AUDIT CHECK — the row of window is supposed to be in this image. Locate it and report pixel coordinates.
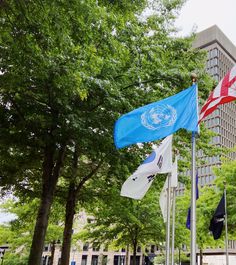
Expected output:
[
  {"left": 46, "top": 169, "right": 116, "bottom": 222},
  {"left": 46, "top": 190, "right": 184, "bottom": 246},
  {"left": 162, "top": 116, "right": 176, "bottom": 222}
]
[
  {"left": 199, "top": 175, "right": 215, "bottom": 186},
  {"left": 204, "top": 117, "right": 220, "bottom": 128},
  {"left": 206, "top": 47, "right": 235, "bottom": 81},
  {"left": 198, "top": 166, "right": 212, "bottom": 176},
  {"left": 207, "top": 57, "right": 218, "bottom": 68},
  {"left": 211, "top": 135, "right": 220, "bottom": 144},
  {"left": 207, "top": 48, "right": 218, "bottom": 59},
  {"left": 220, "top": 109, "right": 236, "bottom": 128},
  {"left": 202, "top": 156, "right": 220, "bottom": 165},
  {"left": 221, "top": 102, "right": 236, "bottom": 114},
  {"left": 82, "top": 244, "right": 144, "bottom": 253},
  {"left": 207, "top": 66, "right": 218, "bottom": 76},
  {"left": 218, "top": 50, "right": 233, "bottom": 79},
  {"left": 59, "top": 254, "right": 141, "bottom": 265}
]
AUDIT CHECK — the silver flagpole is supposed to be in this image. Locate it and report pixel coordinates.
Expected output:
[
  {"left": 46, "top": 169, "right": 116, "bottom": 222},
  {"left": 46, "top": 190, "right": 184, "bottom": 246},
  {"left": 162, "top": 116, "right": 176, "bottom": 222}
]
[
  {"left": 190, "top": 74, "right": 197, "bottom": 265},
  {"left": 190, "top": 131, "right": 196, "bottom": 265},
  {"left": 224, "top": 183, "right": 229, "bottom": 265},
  {"left": 171, "top": 187, "right": 176, "bottom": 265},
  {"left": 165, "top": 173, "right": 171, "bottom": 265}
]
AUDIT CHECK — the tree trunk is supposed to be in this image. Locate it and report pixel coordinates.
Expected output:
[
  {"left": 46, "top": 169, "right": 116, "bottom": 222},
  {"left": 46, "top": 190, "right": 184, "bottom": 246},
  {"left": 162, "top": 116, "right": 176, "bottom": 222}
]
[
  {"left": 200, "top": 248, "right": 203, "bottom": 265},
  {"left": 28, "top": 144, "right": 66, "bottom": 265},
  {"left": 60, "top": 182, "right": 77, "bottom": 265},
  {"left": 132, "top": 242, "right": 137, "bottom": 265},
  {"left": 126, "top": 245, "right": 130, "bottom": 265},
  {"left": 49, "top": 240, "right": 56, "bottom": 265},
  {"left": 60, "top": 146, "right": 106, "bottom": 265}
]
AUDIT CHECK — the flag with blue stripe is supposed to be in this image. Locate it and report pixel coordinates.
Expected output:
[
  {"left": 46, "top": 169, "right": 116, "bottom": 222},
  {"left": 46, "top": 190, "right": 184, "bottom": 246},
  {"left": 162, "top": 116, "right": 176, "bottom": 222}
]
[{"left": 114, "top": 84, "right": 198, "bottom": 149}]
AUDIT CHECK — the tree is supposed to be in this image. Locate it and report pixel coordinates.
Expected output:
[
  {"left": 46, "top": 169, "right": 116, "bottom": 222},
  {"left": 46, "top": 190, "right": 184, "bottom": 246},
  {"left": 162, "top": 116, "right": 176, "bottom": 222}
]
[
  {"left": 0, "top": 1, "right": 222, "bottom": 265},
  {"left": 0, "top": 1, "right": 148, "bottom": 264},
  {"left": 212, "top": 158, "right": 236, "bottom": 237},
  {"left": 0, "top": 198, "right": 64, "bottom": 265},
  {"left": 78, "top": 175, "right": 166, "bottom": 265}
]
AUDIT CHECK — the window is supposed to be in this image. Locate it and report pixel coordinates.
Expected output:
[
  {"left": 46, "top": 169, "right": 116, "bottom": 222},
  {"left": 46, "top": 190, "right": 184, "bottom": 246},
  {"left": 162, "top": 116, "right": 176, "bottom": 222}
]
[
  {"left": 91, "top": 255, "right": 98, "bottom": 265},
  {"left": 130, "top": 256, "right": 140, "bottom": 265},
  {"left": 82, "top": 255, "right": 87, "bottom": 265},
  {"left": 150, "top": 245, "right": 155, "bottom": 253},
  {"left": 42, "top": 256, "right": 51, "bottom": 265},
  {"left": 114, "top": 256, "right": 125, "bottom": 265},
  {"left": 83, "top": 243, "right": 89, "bottom": 251}
]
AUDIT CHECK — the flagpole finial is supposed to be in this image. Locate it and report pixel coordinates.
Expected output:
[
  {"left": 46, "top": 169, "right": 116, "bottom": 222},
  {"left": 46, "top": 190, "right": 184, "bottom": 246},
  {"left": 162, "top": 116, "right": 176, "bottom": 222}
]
[{"left": 190, "top": 73, "right": 197, "bottom": 84}]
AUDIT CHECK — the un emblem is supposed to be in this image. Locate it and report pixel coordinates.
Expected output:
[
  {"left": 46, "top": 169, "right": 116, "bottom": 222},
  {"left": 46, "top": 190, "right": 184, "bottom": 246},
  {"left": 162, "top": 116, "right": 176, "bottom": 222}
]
[{"left": 141, "top": 104, "right": 177, "bottom": 130}]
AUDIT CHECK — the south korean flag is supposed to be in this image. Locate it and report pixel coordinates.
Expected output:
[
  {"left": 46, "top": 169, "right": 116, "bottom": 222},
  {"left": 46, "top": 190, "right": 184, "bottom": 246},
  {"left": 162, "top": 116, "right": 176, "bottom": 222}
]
[{"left": 120, "top": 135, "right": 173, "bottom": 200}]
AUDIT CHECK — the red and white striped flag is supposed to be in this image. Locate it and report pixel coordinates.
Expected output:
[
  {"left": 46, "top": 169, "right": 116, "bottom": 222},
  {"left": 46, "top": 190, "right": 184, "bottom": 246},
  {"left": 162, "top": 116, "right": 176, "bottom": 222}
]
[{"left": 199, "top": 65, "right": 236, "bottom": 123}]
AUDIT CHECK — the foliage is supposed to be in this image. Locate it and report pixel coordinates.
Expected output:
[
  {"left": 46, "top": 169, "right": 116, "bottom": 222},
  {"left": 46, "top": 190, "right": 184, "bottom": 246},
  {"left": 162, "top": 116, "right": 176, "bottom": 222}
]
[
  {"left": 213, "top": 159, "right": 236, "bottom": 237},
  {"left": 1, "top": 253, "right": 28, "bottom": 265},
  {"left": 0, "top": 199, "right": 64, "bottom": 259},
  {"left": 77, "top": 174, "right": 166, "bottom": 253},
  {"left": 0, "top": 0, "right": 224, "bottom": 263}
]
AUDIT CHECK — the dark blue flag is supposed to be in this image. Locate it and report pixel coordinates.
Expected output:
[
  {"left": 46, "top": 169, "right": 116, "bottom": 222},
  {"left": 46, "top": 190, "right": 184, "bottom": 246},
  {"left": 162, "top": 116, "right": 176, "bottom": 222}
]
[
  {"left": 209, "top": 194, "right": 225, "bottom": 240},
  {"left": 186, "top": 174, "right": 199, "bottom": 230},
  {"left": 114, "top": 84, "right": 198, "bottom": 149}
]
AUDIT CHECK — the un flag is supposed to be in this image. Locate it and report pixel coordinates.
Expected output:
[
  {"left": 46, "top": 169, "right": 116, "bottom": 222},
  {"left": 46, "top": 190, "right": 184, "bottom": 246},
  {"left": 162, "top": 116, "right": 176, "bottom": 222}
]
[{"left": 114, "top": 84, "right": 198, "bottom": 149}]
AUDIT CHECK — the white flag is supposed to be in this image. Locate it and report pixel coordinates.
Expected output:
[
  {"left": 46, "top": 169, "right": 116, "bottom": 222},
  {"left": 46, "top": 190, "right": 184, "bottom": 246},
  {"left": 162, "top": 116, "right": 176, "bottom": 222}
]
[
  {"left": 159, "top": 156, "right": 178, "bottom": 222},
  {"left": 120, "top": 135, "right": 173, "bottom": 200}
]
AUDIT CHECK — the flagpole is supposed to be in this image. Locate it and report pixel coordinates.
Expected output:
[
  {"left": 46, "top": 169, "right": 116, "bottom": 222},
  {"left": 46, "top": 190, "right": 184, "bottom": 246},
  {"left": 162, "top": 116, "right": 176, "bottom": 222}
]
[
  {"left": 171, "top": 187, "right": 176, "bottom": 265},
  {"left": 224, "top": 182, "right": 229, "bottom": 265},
  {"left": 190, "top": 73, "right": 197, "bottom": 265},
  {"left": 165, "top": 173, "right": 171, "bottom": 265}
]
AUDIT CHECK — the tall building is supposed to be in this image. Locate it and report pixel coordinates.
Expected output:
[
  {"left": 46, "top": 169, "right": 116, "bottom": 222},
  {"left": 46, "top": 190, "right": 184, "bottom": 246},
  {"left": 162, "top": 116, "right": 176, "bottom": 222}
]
[
  {"left": 193, "top": 25, "right": 236, "bottom": 265},
  {"left": 193, "top": 25, "right": 236, "bottom": 187}
]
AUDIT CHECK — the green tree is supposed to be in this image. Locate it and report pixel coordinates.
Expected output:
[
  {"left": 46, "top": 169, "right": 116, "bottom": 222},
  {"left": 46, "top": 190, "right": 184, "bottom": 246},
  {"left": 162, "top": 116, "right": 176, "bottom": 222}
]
[
  {"left": 0, "top": 1, "right": 221, "bottom": 265},
  {"left": 0, "top": 198, "right": 64, "bottom": 264},
  {"left": 78, "top": 175, "right": 167, "bottom": 265},
  {"left": 0, "top": 1, "right": 147, "bottom": 264}
]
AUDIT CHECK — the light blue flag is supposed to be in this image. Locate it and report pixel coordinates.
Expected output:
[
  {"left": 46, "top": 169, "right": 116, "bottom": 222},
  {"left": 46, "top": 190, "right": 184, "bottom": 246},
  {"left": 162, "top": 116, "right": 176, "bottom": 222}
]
[{"left": 114, "top": 84, "right": 198, "bottom": 149}]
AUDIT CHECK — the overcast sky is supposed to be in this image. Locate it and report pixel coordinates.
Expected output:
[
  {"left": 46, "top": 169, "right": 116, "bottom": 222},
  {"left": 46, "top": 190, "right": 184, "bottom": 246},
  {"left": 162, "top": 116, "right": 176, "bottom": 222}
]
[{"left": 175, "top": 0, "right": 236, "bottom": 45}]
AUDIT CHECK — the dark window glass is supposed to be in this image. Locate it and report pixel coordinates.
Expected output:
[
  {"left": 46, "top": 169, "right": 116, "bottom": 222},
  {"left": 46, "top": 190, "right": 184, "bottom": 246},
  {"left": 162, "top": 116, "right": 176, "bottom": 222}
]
[
  {"left": 91, "top": 255, "right": 98, "bottom": 265},
  {"left": 150, "top": 245, "right": 155, "bottom": 253},
  {"left": 114, "top": 255, "right": 125, "bottom": 265},
  {"left": 82, "top": 255, "right": 87, "bottom": 265}
]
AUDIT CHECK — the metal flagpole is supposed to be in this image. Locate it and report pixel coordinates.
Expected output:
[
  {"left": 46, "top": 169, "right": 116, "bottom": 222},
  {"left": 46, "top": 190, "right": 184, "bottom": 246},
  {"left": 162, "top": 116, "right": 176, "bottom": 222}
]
[
  {"left": 171, "top": 187, "right": 176, "bottom": 265},
  {"left": 190, "top": 73, "right": 198, "bottom": 265},
  {"left": 165, "top": 173, "right": 171, "bottom": 265},
  {"left": 190, "top": 131, "right": 196, "bottom": 265},
  {"left": 224, "top": 183, "right": 229, "bottom": 265}
]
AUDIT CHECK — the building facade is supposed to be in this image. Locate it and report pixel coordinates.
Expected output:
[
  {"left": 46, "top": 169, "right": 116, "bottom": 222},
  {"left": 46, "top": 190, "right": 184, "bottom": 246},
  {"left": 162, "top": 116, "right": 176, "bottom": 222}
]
[
  {"left": 193, "top": 25, "right": 236, "bottom": 187},
  {"left": 42, "top": 211, "right": 160, "bottom": 265},
  {"left": 193, "top": 25, "right": 236, "bottom": 264}
]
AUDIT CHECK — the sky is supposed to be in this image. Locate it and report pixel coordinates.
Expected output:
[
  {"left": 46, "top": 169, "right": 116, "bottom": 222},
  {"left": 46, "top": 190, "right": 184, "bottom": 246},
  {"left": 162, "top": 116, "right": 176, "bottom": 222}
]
[
  {"left": 175, "top": 0, "right": 236, "bottom": 45},
  {"left": 0, "top": 211, "right": 16, "bottom": 224}
]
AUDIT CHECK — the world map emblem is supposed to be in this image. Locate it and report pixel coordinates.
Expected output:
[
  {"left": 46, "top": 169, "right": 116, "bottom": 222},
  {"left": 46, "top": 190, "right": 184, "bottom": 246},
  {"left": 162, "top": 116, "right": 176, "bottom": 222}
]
[{"left": 141, "top": 104, "right": 177, "bottom": 130}]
